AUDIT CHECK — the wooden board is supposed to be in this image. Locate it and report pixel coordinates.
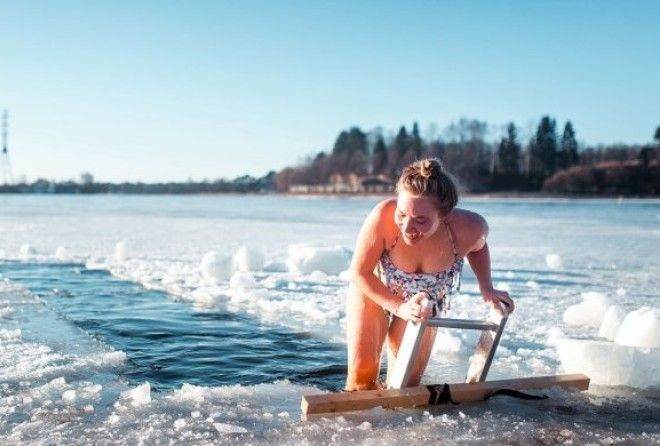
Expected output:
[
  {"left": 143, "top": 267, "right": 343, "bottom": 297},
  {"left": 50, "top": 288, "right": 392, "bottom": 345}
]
[{"left": 301, "top": 373, "right": 589, "bottom": 416}]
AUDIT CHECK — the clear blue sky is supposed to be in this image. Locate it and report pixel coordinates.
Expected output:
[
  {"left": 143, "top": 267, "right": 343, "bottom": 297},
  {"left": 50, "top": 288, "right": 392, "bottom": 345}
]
[{"left": 2, "top": 0, "right": 659, "bottom": 182}]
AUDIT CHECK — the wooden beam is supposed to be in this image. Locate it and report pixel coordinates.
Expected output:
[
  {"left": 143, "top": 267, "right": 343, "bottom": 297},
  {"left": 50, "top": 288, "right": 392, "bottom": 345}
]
[{"left": 301, "top": 373, "right": 590, "bottom": 416}]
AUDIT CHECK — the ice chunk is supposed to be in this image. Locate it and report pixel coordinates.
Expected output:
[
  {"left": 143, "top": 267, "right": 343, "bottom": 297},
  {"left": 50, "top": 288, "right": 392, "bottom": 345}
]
[
  {"left": 598, "top": 305, "right": 625, "bottom": 341},
  {"left": 433, "top": 329, "right": 462, "bottom": 353},
  {"left": 545, "top": 253, "right": 563, "bottom": 269},
  {"left": 557, "top": 338, "right": 660, "bottom": 387},
  {"left": 102, "top": 351, "right": 127, "bottom": 364},
  {"left": 49, "top": 377, "right": 66, "bottom": 388},
  {"left": 200, "top": 251, "right": 233, "bottom": 282},
  {"left": 563, "top": 292, "right": 610, "bottom": 328},
  {"left": 20, "top": 244, "right": 36, "bottom": 256},
  {"left": 174, "top": 418, "right": 186, "bottom": 430},
  {"left": 0, "top": 328, "right": 21, "bottom": 339},
  {"left": 615, "top": 307, "right": 660, "bottom": 348},
  {"left": 546, "top": 327, "right": 565, "bottom": 347},
  {"left": 171, "top": 383, "right": 206, "bottom": 403},
  {"left": 55, "top": 246, "right": 68, "bottom": 260},
  {"left": 62, "top": 390, "right": 76, "bottom": 403},
  {"left": 213, "top": 423, "right": 248, "bottom": 434},
  {"left": 233, "top": 245, "right": 264, "bottom": 272},
  {"left": 115, "top": 241, "right": 128, "bottom": 262},
  {"left": 120, "top": 382, "right": 151, "bottom": 406},
  {"left": 308, "top": 270, "right": 328, "bottom": 282},
  {"left": 286, "top": 244, "right": 351, "bottom": 275},
  {"left": 229, "top": 272, "right": 257, "bottom": 291}
]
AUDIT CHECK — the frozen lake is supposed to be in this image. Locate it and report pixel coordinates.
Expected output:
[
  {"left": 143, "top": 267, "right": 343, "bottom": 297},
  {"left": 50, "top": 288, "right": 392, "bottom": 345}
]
[{"left": 1, "top": 194, "right": 658, "bottom": 444}]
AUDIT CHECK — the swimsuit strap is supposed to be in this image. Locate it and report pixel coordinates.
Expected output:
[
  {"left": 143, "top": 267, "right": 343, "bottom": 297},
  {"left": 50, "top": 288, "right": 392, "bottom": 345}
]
[
  {"left": 387, "top": 233, "right": 399, "bottom": 251},
  {"left": 444, "top": 220, "right": 459, "bottom": 261}
]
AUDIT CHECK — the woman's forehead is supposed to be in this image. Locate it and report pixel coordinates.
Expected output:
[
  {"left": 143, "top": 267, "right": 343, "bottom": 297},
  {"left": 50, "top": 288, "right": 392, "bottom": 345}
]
[{"left": 396, "top": 192, "right": 437, "bottom": 215}]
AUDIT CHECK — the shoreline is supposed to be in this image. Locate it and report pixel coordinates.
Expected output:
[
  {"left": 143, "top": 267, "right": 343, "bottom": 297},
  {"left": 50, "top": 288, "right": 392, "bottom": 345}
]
[{"left": 0, "top": 191, "right": 659, "bottom": 199}]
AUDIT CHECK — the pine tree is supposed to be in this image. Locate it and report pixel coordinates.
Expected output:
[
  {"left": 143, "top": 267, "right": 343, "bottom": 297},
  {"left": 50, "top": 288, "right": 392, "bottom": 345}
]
[
  {"left": 529, "top": 116, "right": 558, "bottom": 178},
  {"left": 497, "top": 123, "right": 521, "bottom": 174},
  {"left": 654, "top": 125, "right": 660, "bottom": 143},
  {"left": 411, "top": 122, "right": 423, "bottom": 158},
  {"left": 392, "top": 125, "right": 410, "bottom": 159},
  {"left": 559, "top": 121, "right": 579, "bottom": 169},
  {"left": 372, "top": 136, "right": 387, "bottom": 175}
]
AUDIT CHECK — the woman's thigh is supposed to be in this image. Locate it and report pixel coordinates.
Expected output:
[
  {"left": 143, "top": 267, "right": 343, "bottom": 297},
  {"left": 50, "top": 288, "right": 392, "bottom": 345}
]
[
  {"left": 386, "top": 317, "right": 437, "bottom": 387},
  {"left": 345, "top": 284, "right": 389, "bottom": 388}
]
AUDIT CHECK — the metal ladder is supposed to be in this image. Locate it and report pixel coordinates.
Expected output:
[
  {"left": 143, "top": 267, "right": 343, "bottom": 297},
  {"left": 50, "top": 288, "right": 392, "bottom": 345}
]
[{"left": 387, "top": 302, "right": 508, "bottom": 389}]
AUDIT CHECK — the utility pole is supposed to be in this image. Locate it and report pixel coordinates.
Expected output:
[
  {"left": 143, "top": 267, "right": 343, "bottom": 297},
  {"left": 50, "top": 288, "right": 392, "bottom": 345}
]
[{"left": 1, "top": 109, "right": 14, "bottom": 185}]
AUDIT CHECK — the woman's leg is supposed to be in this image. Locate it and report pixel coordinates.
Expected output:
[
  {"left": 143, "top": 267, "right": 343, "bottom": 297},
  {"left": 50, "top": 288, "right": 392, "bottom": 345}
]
[
  {"left": 386, "top": 316, "right": 437, "bottom": 387},
  {"left": 345, "top": 284, "right": 389, "bottom": 390}
]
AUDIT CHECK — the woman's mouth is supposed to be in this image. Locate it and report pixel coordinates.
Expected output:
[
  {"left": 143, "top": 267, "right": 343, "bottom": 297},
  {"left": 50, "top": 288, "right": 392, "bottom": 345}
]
[{"left": 405, "top": 232, "right": 421, "bottom": 241}]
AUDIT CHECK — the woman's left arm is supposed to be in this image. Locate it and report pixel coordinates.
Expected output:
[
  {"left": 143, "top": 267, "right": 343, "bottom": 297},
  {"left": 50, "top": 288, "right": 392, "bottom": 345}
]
[{"left": 465, "top": 216, "right": 515, "bottom": 315}]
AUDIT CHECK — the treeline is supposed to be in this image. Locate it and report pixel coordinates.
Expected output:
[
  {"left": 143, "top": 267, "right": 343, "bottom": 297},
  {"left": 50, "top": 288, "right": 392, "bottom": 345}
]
[
  {"left": 0, "top": 172, "right": 277, "bottom": 194},
  {"left": 275, "top": 118, "right": 660, "bottom": 195}
]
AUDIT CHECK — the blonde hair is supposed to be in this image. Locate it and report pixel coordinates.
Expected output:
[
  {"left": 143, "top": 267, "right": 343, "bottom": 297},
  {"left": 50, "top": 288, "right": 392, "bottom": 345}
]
[{"left": 396, "top": 158, "right": 458, "bottom": 215}]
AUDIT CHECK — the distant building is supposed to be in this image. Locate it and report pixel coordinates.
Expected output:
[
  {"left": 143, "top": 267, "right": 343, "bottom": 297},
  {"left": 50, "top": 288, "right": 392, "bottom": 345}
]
[
  {"left": 80, "top": 172, "right": 94, "bottom": 185},
  {"left": 289, "top": 174, "right": 393, "bottom": 194}
]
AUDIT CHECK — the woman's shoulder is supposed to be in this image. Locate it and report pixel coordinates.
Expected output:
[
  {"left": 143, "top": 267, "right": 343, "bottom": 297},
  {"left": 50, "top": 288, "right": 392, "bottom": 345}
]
[
  {"left": 447, "top": 208, "right": 488, "bottom": 239},
  {"left": 369, "top": 198, "right": 397, "bottom": 220},
  {"left": 364, "top": 198, "right": 398, "bottom": 238}
]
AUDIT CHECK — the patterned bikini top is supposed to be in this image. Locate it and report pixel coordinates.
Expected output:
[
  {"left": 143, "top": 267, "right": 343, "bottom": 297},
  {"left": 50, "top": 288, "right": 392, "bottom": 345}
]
[{"left": 378, "top": 220, "right": 463, "bottom": 315}]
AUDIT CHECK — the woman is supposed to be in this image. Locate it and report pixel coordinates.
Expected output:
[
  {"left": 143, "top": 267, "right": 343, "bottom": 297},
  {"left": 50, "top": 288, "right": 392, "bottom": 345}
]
[{"left": 346, "top": 158, "right": 514, "bottom": 391}]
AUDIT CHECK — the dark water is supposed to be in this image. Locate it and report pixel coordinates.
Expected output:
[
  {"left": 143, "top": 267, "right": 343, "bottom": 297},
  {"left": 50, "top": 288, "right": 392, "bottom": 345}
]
[{"left": 0, "top": 261, "right": 346, "bottom": 392}]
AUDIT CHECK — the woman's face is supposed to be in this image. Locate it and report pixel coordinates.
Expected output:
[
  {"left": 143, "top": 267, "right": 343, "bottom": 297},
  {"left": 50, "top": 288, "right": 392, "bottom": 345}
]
[{"left": 394, "top": 190, "right": 441, "bottom": 245}]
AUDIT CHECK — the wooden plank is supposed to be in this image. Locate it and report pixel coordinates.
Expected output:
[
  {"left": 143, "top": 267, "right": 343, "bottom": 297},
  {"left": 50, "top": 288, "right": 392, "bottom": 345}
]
[{"left": 301, "top": 373, "right": 590, "bottom": 416}]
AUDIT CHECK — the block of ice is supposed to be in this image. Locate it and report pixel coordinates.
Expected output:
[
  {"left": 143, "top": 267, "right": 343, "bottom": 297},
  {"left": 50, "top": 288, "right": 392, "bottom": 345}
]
[
  {"left": 233, "top": 245, "right": 264, "bottom": 272},
  {"left": 55, "top": 246, "right": 68, "bottom": 260},
  {"left": 20, "top": 244, "right": 35, "bottom": 255},
  {"left": 200, "top": 251, "right": 233, "bottom": 282},
  {"left": 286, "top": 244, "right": 351, "bottom": 275},
  {"left": 62, "top": 390, "right": 76, "bottom": 403},
  {"left": 557, "top": 338, "right": 660, "bottom": 387},
  {"left": 213, "top": 423, "right": 248, "bottom": 434},
  {"left": 563, "top": 292, "right": 610, "bottom": 328},
  {"left": 546, "top": 253, "right": 563, "bottom": 269},
  {"left": 433, "top": 329, "right": 462, "bottom": 353},
  {"left": 615, "top": 307, "right": 660, "bottom": 348},
  {"left": 114, "top": 241, "right": 128, "bottom": 262},
  {"left": 120, "top": 382, "right": 151, "bottom": 406},
  {"left": 308, "top": 270, "right": 328, "bottom": 282},
  {"left": 229, "top": 272, "right": 257, "bottom": 291},
  {"left": 598, "top": 305, "right": 625, "bottom": 341}
]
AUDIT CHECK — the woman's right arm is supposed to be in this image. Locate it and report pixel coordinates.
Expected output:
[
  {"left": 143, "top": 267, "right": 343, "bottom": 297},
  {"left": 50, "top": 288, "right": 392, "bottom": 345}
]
[{"left": 350, "top": 201, "right": 427, "bottom": 322}]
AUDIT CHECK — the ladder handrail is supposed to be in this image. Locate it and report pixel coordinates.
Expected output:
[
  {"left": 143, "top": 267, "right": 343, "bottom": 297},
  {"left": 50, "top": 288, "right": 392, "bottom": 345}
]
[{"left": 424, "top": 317, "right": 499, "bottom": 331}]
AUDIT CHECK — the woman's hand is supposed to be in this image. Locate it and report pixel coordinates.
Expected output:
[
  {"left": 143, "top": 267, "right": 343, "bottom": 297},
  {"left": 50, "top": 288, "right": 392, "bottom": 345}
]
[
  {"left": 481, "top": 288, "right": 515, "bottom": 316},
  {"left": 394, "top": 291, "right": 434, "bottom": 323}
]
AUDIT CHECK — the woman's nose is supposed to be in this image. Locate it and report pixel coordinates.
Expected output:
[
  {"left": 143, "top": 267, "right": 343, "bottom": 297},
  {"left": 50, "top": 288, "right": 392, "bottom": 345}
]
[{"left": 403, "top": 219, "right": 416, "bottom": 234}]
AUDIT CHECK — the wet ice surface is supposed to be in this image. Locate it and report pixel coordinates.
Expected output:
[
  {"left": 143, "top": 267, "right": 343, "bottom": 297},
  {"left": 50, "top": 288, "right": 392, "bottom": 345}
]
[{"left": 1, "top": 195, "right": 659, "bottom": 444}]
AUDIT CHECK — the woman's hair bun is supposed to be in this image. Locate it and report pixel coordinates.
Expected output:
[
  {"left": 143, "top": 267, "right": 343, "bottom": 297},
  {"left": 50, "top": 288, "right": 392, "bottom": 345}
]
[
  {"left": 419, "top": 159, "right": 437, "bottom": 178},
  {"left": 396, "top": 158, "right": 458, "bottom": 215}
]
